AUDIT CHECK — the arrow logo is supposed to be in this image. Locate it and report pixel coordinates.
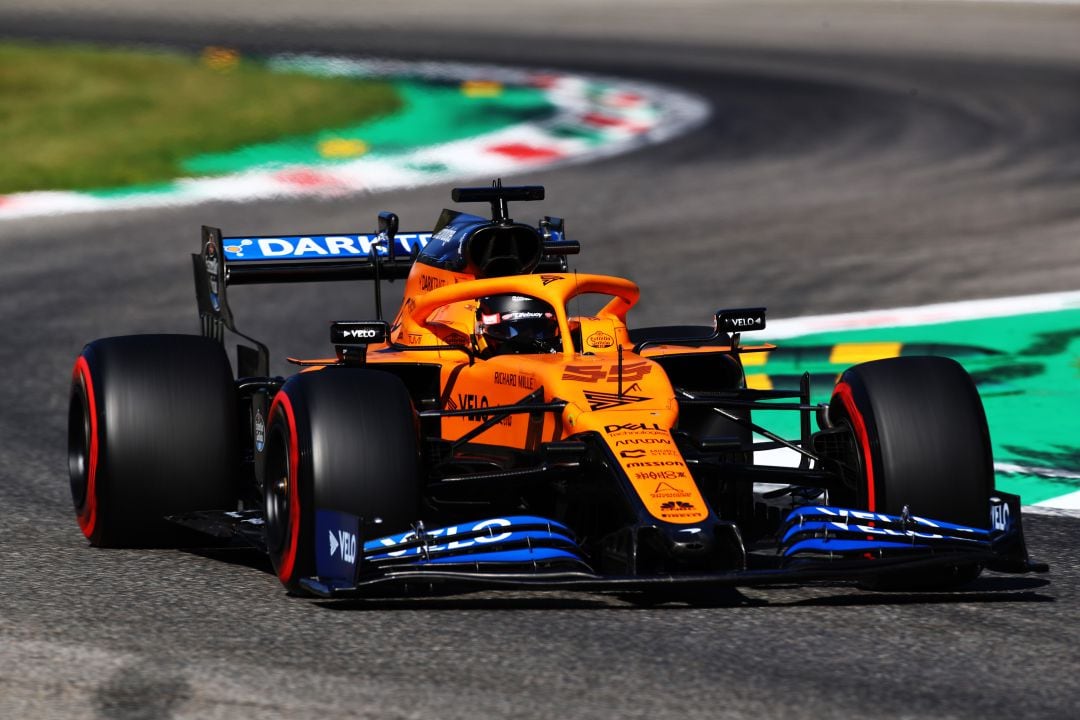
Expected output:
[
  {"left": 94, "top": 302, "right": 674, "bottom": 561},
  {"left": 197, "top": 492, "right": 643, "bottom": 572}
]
[
  {"left": 329, "top": 530, "right": 339, "bottom": 557},
  {"left": 582, "top": 390, "right": 649, "bottom": 411}
]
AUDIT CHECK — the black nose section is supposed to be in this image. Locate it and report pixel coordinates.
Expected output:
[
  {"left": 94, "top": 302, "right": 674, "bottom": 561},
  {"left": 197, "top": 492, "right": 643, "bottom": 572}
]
[{"left": 636, "top": 521, "right": 747, "bottom": 573}]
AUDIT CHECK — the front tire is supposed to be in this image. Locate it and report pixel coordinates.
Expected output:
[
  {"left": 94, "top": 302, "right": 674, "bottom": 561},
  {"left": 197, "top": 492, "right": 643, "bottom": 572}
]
[
  {"left": 69, "top": 335, "right": 239, "bottom": 547},
  {"left": 827, "top": 356, "right": 993, "bottom": 588},
  {"left": 263, "top": 368, "right": 421, "bottom": 592}
]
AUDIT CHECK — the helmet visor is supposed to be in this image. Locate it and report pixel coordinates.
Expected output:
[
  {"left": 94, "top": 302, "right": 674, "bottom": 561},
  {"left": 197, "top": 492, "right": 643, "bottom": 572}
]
[{"left": 480, "top": 311, "right": 557, "bottom": 342}]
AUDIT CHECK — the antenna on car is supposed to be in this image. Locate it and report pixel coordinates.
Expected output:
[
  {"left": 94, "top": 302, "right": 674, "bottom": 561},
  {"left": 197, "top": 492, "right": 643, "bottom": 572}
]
[{"left": 491, "top": 178, "right": 508, "bottom": 222}]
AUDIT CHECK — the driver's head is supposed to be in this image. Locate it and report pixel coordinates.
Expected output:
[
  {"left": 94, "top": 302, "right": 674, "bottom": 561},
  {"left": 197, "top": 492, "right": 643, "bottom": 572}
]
[{"left": 476, "top": 294, "right": 560, "bottom": 355}]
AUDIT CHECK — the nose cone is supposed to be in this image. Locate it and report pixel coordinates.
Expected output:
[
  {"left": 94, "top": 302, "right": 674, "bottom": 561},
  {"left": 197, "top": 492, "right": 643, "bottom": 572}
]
[{"left": 637, "top": 522, "right": 747, "bottom": 573}]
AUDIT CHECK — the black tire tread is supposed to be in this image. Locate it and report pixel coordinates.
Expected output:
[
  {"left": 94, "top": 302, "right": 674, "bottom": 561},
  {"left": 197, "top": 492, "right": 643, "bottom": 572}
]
[
  {"left": 72, "top": 334, "right": 238, "bottom": 547},
  {"left": 832, "top": 356, "right": 992, "bottom": 528},
  {"left": 265, "top": 368, "right": 420, "bottom": 590}
]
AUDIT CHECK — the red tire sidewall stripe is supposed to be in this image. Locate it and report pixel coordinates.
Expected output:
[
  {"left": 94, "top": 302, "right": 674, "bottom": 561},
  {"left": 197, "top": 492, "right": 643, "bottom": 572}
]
[
  {"left": 73, "top": 356, "right": 99, "bottom": 539},
  {"left": 834, "top": 381, "right": 876, "bottom": 512},
  {"left": 270, "top": 391, "right": 301, "bottom": 582}
]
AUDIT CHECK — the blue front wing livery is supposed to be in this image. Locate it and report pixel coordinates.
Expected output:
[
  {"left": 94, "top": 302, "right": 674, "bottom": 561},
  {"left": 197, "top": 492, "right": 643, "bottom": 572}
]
[
  {"left": 779, "top": 502, "right": 1009, "bottom": 559},
  {"left": 364, "top": 516, "right": 584, "bottom": 566},
  {"left": 313, "top": 514, "right": 588, "bottom": 585},
  {"left": 298, "top": 495, "right": 1034, "bottom": 597}
]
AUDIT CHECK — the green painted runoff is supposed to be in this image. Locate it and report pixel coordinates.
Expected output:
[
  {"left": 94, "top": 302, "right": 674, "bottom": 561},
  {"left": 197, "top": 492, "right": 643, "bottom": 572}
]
[{"left": 759, "top": 309, "right": 1080, "bottom": 504}]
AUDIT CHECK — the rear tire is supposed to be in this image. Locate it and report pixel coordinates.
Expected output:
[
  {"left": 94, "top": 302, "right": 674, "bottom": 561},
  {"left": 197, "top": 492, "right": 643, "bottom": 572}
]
[
  {"left": 263, "top": 368, "right": 421, "bottom": 592},
  {"left": 827, "top": 356, "right": 992, "bottom": 589},
  {"left": 69, "top": 335, "right": 239, "bottom": 547}
]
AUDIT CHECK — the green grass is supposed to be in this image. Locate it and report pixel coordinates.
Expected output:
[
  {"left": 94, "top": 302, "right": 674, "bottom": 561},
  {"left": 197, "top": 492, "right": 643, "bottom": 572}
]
[{"left": 0, "top": 42, "right": 402, "bottom": 194}]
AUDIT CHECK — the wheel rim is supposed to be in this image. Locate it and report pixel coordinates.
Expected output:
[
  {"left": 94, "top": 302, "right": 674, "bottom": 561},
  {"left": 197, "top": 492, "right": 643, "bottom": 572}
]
[
  {"left": 264, "top": 392, "right": 303, "bottom": 583},
  {"left": 831, "top": 382, "right": 877, "bottom": 512},
  {"left": 67, "top": 385, "right": 90, "bottom": 508},
  {"left": 263, "top": 424, "right": 290, "bottom": 554},
  {"left": 69, "top": 357, "right": 101, "bottom": 538},
  {"left": 822, "top": 417, "right": 863, "bottom": 508}
]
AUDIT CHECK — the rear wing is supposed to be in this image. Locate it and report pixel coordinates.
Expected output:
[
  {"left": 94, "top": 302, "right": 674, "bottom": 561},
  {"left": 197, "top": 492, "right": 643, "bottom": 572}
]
[
  {"left": 193, "top": 224, "right": 430, "bottom": 376},
  {"left": 192, "top": 183, "right": 580, "bottom": 377}
]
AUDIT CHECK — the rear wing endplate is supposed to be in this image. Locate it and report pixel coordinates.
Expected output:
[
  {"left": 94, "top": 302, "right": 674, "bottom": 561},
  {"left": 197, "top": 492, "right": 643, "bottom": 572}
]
[{"left": 193, "top": 226, "right": 429, "bottom": 376}]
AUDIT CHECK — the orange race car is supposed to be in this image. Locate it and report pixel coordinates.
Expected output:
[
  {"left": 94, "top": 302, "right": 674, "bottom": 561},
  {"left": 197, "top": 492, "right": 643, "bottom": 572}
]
[{"left": 68, "top": 183, "right": 1045, "bottom": 598}]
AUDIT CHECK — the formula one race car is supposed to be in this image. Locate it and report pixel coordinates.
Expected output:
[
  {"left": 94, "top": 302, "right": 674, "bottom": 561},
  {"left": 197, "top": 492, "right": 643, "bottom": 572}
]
[{"left": 68, "top": 183, "right": 1046, "bottom": 598}]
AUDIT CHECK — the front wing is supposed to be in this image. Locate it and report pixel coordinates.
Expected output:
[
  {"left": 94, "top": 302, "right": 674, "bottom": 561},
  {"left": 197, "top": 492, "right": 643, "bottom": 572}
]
[{"left": 297, "top": 493, "right": 1046, "bottom": 598}]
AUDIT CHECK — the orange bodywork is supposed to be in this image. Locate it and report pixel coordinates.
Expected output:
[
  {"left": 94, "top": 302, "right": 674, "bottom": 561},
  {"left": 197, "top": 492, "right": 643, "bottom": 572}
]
[{"left": 291, "top": 260, "right": 764, "bottom": 526}]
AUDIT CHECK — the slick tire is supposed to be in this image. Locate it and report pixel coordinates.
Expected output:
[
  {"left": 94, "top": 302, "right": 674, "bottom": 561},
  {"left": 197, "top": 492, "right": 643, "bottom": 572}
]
[
  {"left": 263, "top": 368, "right": 421, "bottom": 593},
  {"left": 827, "top": 356, "right": 992, "bottom": 589},
  {"left": 69, "top": 335, "right": 239, "bottom": 547}
]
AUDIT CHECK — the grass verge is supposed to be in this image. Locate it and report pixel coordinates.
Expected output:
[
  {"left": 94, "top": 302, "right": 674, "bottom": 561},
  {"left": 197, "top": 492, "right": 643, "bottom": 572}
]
[{"left": 0, "top": 41, "right": 401, "bottom": 194}]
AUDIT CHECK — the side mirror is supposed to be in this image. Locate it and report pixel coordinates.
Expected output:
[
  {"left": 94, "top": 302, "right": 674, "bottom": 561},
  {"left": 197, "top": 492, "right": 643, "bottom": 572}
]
[
  {"left": 714, "top": 307, "right": 766, "bottom": 333},
  {"left": 539, "top": 216, "right": 565, "bottom": 240},
  {"left": 331, "top": 320, "right": 390, "bottom": 365}
]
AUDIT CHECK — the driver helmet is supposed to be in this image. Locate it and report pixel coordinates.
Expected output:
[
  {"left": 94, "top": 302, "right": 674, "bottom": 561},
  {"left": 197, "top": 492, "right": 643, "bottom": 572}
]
[{"left": 476, "top": 294, "right": 560, "bottom": 355}]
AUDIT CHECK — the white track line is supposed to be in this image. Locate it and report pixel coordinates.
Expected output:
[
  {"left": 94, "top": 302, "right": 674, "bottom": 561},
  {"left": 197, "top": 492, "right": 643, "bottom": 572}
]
[{"left": 765, "top": 290, "right": 1080, "bottom": 339}]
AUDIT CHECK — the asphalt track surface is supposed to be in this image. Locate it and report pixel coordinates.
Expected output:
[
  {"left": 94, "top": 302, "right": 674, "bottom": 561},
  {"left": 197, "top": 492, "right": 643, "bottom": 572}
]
[{"left": 1, "top": 2, "right": 1079, "bottom": 718}]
